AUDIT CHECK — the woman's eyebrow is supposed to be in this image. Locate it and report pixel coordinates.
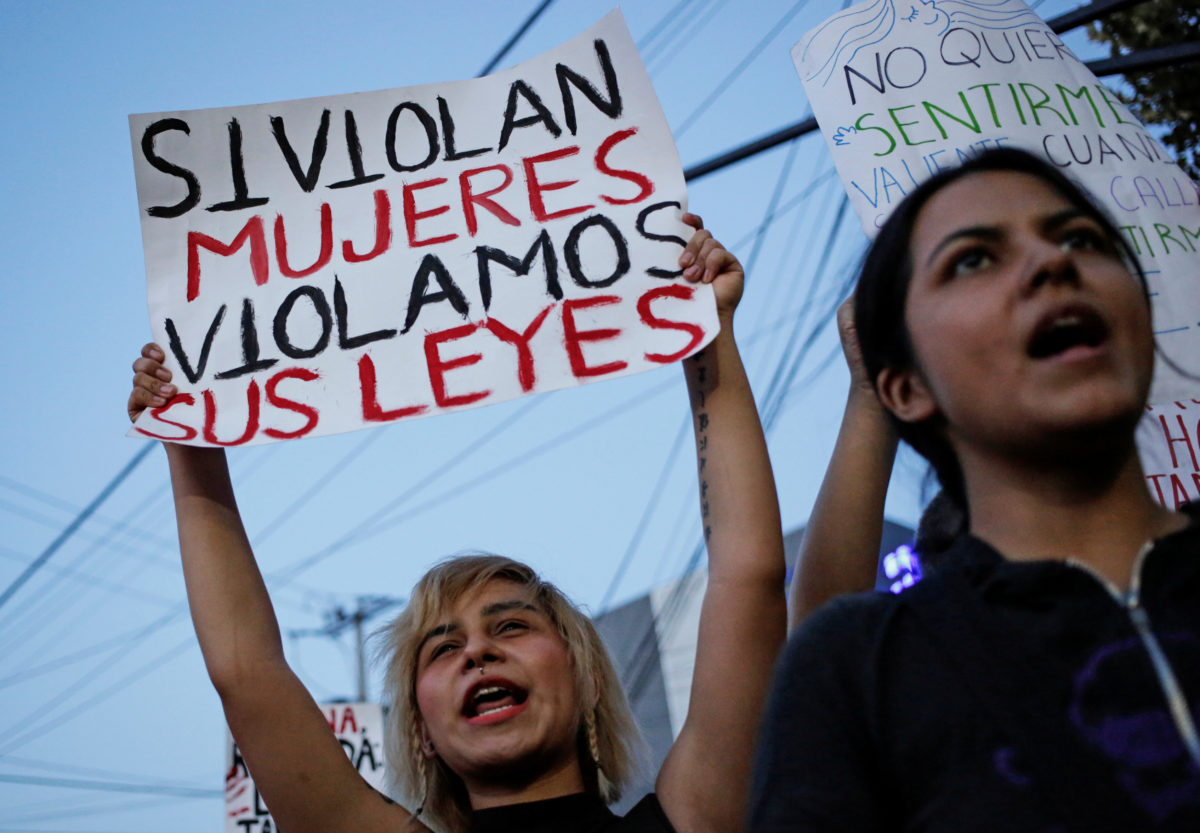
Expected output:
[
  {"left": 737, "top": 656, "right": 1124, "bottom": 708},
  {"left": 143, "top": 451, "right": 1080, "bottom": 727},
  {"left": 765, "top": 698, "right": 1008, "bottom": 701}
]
[
  {"left": 418, "top": 622, "right": 458, "bottom": 654},
  {"left": 926, "top": 225, "right": 1001, "bottom": 266},
  {"left": 481, "top": 600, "right": 539, "bottom": 618},
  {"left": 1040, "top": 207, "right": 1087, "bottom": 233}
]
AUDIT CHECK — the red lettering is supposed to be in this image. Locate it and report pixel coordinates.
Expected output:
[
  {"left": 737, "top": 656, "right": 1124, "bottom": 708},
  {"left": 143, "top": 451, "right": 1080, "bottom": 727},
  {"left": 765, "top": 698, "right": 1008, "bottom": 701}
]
[
  {"left": 1170, "top": 473, "right": 1192, "bottom": 509},
  {"left": 343, "top": 189, "right": 393, "bottom": 263},
  {"left": 1158, "top": 414, "right": 1199, "bottom": 470},
  {"left": 263, "top": 367, "right": 320, "bottom": 440},
  {"left": 595, "top": 128, "right": 654, "bottom": 205},
  {"left": 358, "top": 354, "right": 428, "bottom": 422},
  {"left": 561, "top": 295, "right": 627, "bottom": 378},
  {"left": 523, "top": 147, "right": 594, "bottom": 222},
  {"left": 403, "top": 178, "right": 457, "bottom": 247},
  {"left": 484, "top": 305, "right": 553, "bottom": 392},
  {"left": 134, "top": 393, "right": 198, "bottom": 442},
  {"left": 1147, "top": 473, "right": 1168, "bottom": 505},
  {"left": 276, "top": 203, "right": 333, "bottom": 278},
  {"left": 339, "top": 707, "right": 357, "bottom": 734},
  {"left": 637, "top": 285, "right": 706, "bottom": 363},
  {"left": 459, "top": 165, "right": 520, "bottom": 236},
  {"left": 187, "top": 216, "right": 268, "bottom": 302},
  {"left": 426, "top": 323, "right": 490, "bottom": 407},
  {"left": 202, "top": 381, "right": 261, "bottom": 446}
]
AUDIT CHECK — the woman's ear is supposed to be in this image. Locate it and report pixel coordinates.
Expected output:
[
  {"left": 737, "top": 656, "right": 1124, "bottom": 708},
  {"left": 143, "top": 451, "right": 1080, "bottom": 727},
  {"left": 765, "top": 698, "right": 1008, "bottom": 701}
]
[
  {"left": 876, "top": 366, "right": 938, "bottom": 424},
  {"left": 419, "top": 723, "right": 437, "bottom": 759}
]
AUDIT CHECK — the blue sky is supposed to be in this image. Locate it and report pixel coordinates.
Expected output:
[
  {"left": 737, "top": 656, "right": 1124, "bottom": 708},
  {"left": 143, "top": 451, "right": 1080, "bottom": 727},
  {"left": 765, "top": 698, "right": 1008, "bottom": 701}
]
[{"left": 0, "top": 2, "right": 1110, "bottom": 830}]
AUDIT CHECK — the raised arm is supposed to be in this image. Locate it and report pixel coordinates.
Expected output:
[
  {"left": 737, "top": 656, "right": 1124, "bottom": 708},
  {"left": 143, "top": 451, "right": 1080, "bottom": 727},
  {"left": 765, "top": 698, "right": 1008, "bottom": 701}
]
[
  {"left": 788, "top": 299, "right": 897, "bottom": 629},
  {"left": 655, "top": 217, "right": 787, "bottom": 833},
  {"left": 128, "top": 345, "right": 419, "bottom": 833}
]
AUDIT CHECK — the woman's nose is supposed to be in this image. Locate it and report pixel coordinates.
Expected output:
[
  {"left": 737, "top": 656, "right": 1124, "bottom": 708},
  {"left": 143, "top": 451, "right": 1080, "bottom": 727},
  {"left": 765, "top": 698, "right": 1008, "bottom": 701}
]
[
  {"left": 1024, "top": 239, "right": 1080, "bottom": 294},
  {"left": 461, "top": 638, "right": 502, "bottom": 672}
]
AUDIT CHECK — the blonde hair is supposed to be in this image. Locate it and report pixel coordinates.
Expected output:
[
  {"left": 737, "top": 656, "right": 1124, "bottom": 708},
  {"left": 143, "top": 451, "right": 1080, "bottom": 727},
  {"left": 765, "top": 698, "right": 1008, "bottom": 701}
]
[{"left": 377, "top": 554, "right": 639, "bottom": 833}]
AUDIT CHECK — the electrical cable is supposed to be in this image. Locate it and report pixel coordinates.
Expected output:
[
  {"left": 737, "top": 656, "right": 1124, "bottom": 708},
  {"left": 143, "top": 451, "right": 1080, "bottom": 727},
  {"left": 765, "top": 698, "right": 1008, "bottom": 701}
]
[
  {"left": 673, "top": 0, "right": 813, "bottom": 139},
  {"left": 477, "top": 0, "right": 555, "bottom": 77},
  {"left": 0, "top": 442, "right": 155, "bottom": 615},
  {"left": 598, "top": 415, "right": 692, "bottom": 611}
]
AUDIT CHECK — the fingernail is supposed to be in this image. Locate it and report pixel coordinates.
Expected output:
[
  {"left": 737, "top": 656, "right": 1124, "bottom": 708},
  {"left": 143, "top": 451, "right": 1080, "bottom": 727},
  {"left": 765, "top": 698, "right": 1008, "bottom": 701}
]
[
  {"left": 156, "top": 368, "right": 171, "bottom": 381},
  {"left": 150, "top": 396, "right": 165, "bottom": 406},
  {"left": 160, "top": 384, "right": 176, "bottom": 396},
  {"left": 683, "top": 265, "right": 699, "bottom": 280},
  {"left": 680, "top": 251, "right": 694, "bottom": 266}
]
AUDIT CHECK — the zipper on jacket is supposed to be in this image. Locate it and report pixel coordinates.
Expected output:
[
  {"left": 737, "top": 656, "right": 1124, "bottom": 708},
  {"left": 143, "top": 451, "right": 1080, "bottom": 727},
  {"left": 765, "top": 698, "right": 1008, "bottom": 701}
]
[{"left": 1067, "top": 545, "right": 1200, "bottom": 770}]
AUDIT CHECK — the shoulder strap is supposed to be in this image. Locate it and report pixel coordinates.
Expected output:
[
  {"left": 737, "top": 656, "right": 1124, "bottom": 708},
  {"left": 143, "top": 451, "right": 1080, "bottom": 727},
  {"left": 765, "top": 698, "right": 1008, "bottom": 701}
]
[{"left": 902, "top": 571, "right": 1147, "bottom": 833}]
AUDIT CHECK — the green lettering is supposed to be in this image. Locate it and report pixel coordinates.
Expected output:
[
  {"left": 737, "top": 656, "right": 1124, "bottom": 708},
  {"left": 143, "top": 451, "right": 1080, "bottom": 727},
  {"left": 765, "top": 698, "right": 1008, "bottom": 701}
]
[
  {"left": 855, "top": 112, "right": 898, "bottom": 157},
  {"left": 1155, "top": 222, "right": 1186, "bottom": 255},
  {"left": 1119, "top": 224, "right": 1146, "bottom": 257},
  {"left": 888, "top": 105, "right": 936, "bottom": 147},
  {"left": 968, "top": 82, "right": 1004, "bottom": 128},
  {"left": 1095, "top": 85, "right": 1134, "bottom": 126},
  {"left": 1019, "top": 82, "right": 1070, "bottom": 127},
  {"left": 1179, "top": 224, "right": 1200, "bottom": 253},
  {"left": 923, "top": 92, "right": 982, "bottom": 139},
  {"left": 1054, "top": 84, "right": 1102, "bottom": 127}
]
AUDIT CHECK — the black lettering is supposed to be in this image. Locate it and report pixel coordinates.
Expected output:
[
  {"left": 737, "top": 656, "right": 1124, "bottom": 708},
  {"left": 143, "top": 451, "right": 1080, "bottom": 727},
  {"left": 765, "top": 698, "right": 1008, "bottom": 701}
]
[
  {"left": 438, "top": 97, "right": 491, "bottom": 161},
  {"left": 271, "top": 109, "right": 331, "bottom": 192},
  {"left": 402, "top": 254, "right": 470, "bottom": 333},
  {"left": 165, "top": 304, "right": 227, "bottom": 384},
  {"left": 142, "top": 118, "right": 201, "bottom": 218},
  {"left": 208, "top": 119, "right": 271, "bottom": 213},
  {"left": 385, "top": 102, "right": 439, "bottom": 172},
  {"left": 565, "top": 214, "right": 629, "bottom": 288},
  {"left": 475, "top": 230, "right": 562, "bottom": 310},
  {"left": 329, "top": 110, "right": 385, "bottom": 189},
  {"left": 844, "top": 53, "right": 885, "bottom": 106},
  {"left": 273, "top": 285, "right": 332, "bottom": 359},
  {"left": 335, "top": 276, "right": 397, "bottom": 348},
  {"left": 636, "top": 200, "right": 685, "bottom": 278},
  {"left": 498, "top": 81, "right": 562, "bottom": 151},
  {"left": 556, "top": 38, "right": 622, "bottom": 135},
  {"left": 941, "top": 28, "right": 982, "bottom": 67},
  {"left": 215, "top": 299, "right": 279, "bottom": 379},
  {"left": 883, "top": 46, "right": 926, "bottom": 89}
]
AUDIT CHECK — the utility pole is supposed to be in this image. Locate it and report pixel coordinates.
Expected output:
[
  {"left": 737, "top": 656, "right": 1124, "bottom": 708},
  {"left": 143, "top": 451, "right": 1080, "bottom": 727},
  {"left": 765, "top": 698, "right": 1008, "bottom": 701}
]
[{"left": 289, "top": 595, "right": 404, "bottom": 701}]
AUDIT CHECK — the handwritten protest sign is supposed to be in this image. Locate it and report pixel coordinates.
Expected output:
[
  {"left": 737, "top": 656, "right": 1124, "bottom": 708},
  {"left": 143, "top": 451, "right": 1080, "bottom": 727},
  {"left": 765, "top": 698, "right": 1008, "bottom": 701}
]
[
  {"left": 129, "top": 10, "right": 715, "bottom": 447},
  {"left": 793, "top": 0, "right": 1200, "bottom": 406},
  {"left": 225, "top": 702, "right": 388, "bottom": 832}
]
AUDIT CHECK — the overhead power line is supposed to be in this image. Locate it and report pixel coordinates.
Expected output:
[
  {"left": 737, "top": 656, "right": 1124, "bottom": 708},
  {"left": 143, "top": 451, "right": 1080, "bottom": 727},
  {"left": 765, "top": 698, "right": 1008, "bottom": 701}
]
[
  {"left": 1048, "top": 0, "right": 1150, "bottom": 33},
  {"left": 0, "top": 773, "right": 218, "bottom": 799},
  {"left": 0, "top": 442, "right": 155, "bottom": 614},
  {"left": 477, "top": 0, "right": 555, "bottom": 76}
]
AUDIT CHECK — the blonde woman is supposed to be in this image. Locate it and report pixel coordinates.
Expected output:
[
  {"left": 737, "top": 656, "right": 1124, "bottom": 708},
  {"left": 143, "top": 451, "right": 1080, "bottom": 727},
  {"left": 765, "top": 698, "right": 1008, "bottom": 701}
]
[{"left": 129, "top": 215, "right": 786, "bottom": 833}]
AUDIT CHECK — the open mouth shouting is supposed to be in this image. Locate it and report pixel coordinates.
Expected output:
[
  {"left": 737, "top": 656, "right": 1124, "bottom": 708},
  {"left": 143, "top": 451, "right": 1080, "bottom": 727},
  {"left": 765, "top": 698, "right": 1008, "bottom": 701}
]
[
  {"left": 463, "top": 677, "right": 530, "bottom": 726},
  {"left": 1027, "top": 303, "right": 1109, "bottom": 362}
]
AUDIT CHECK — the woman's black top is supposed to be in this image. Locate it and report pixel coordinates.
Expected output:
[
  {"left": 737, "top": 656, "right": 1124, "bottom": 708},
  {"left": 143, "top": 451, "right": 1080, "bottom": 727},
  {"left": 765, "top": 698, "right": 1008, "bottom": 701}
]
[{"left": 473, "top": 793, "right": 675, "bottom": 833}]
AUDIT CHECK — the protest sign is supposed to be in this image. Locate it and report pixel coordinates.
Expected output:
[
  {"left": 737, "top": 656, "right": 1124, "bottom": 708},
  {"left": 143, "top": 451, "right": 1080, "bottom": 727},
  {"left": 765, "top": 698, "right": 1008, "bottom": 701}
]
[
  {"left": 793, "top": 0, "right": 1200, "bottom": 406},
  {"left": 129, "top": 10, "right": 715, "bottom": 447},
  {"left": 225, "top": 702, "right": 388, "bottom": 832}
]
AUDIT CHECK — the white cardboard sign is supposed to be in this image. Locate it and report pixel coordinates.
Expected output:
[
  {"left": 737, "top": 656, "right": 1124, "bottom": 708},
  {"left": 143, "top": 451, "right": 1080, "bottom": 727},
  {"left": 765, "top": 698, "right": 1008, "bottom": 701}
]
[
  {"left": 225, "top": 702, "right": 388, "bottom": 833},
  {"left": 129, "top": 10, "right": 715, "bottom": 447},
  {"left": 793, "top": 0, "right": 1200, "bottom": 407}
]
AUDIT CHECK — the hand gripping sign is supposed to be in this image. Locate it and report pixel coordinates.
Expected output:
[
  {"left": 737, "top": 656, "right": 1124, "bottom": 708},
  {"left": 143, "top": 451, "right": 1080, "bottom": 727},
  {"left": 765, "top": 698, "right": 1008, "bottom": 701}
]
[
  {"left": 794, "top": 0, "right": 1200, "bottom": 505},
  {"left": 129, "top": 10, "right": 716, "bottom": 447}
]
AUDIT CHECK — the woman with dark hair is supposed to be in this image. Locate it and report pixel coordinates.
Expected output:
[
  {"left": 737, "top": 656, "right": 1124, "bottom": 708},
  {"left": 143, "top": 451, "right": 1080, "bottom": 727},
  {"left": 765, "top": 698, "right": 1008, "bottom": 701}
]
[
  {"left": 751, "top": 148, "right": 1200, "bottom": 832},
  {"left": 129, "top": 215, "right": 789, "bottom": 833}
]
